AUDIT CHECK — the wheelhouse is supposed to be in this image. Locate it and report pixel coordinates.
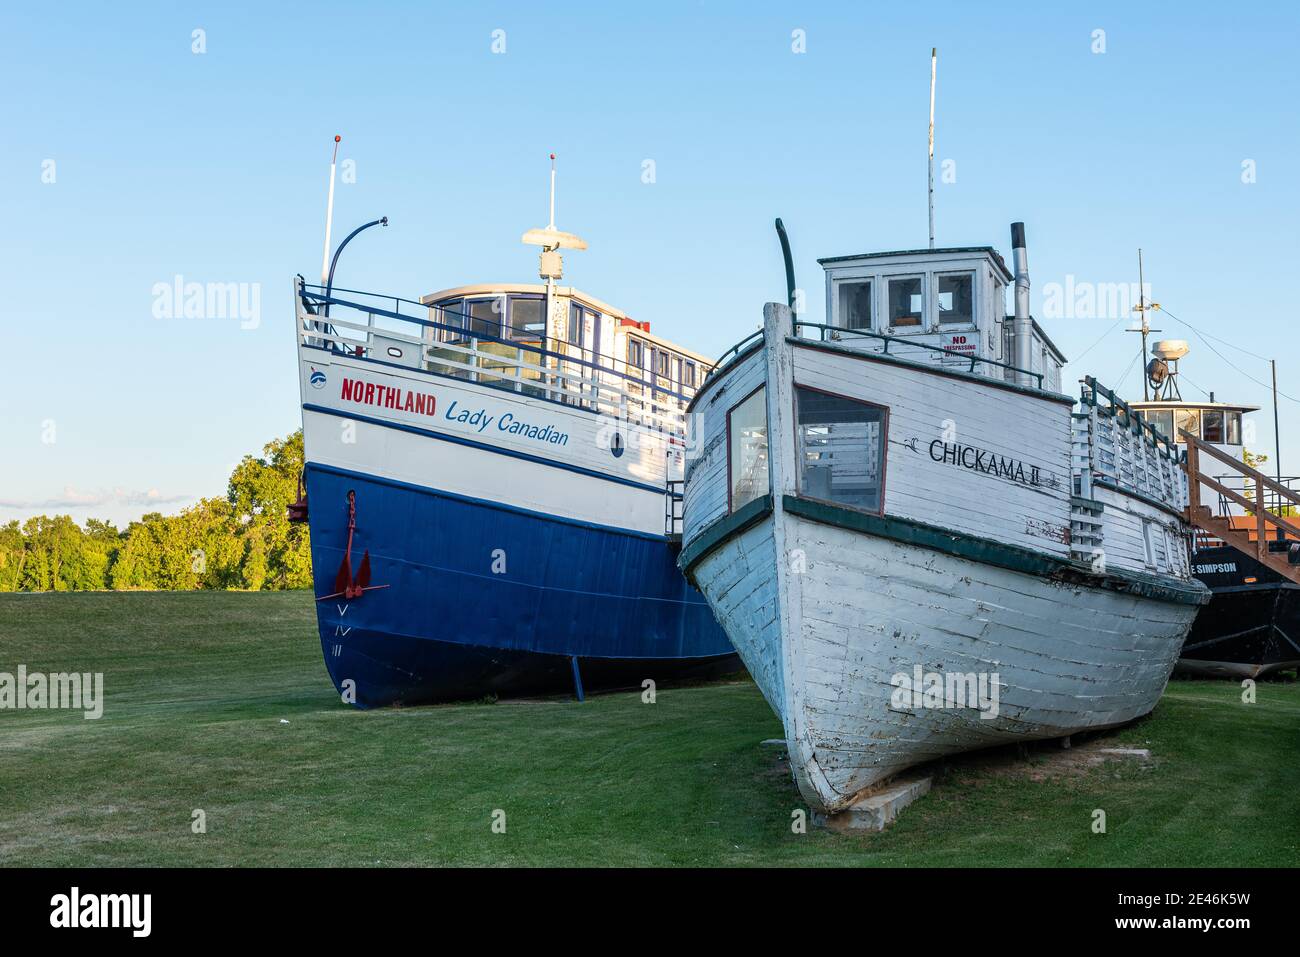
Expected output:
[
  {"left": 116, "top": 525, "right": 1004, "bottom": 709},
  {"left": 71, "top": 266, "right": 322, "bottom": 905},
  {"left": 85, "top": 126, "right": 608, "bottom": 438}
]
[
  {"left": 419, "top": 283, "right": 713, "bottom": 417},
  {"left": 817, "top": 246, "right": 1066, "bottom": 393}
]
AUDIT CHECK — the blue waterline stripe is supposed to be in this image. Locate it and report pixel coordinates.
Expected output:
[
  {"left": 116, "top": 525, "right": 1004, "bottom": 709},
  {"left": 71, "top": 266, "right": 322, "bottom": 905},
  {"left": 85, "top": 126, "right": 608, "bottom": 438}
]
[
  {"left": 301, "top": 403, "right": 664, "bottom": 495},
  {"left": 306, "top": 461, "right": 666, "bottom": 542}
]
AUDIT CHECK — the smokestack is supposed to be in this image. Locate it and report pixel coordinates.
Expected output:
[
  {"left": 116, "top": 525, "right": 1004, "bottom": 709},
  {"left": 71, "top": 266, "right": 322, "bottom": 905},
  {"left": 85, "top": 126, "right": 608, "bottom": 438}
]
[{"left": 1011, "top": 222, "right": 1033, "bottom": 388}]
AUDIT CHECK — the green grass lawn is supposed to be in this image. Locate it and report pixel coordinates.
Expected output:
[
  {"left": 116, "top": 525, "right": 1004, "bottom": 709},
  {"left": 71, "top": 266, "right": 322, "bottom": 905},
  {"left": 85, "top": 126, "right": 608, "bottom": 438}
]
[{"left": 0, "top": 591, "right": 1297, "bottom": 866}]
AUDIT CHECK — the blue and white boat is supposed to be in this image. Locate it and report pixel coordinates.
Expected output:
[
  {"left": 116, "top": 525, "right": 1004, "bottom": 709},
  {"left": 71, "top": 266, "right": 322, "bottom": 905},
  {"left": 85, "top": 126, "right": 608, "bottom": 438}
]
[{"left": 292, "top": 212, "right": 735, "bottom": 707}]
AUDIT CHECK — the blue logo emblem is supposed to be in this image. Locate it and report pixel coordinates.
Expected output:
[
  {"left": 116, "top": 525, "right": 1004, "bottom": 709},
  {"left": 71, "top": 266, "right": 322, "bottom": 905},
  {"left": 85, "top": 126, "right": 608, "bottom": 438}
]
[{"left": 309, "top": 368, "right": 327, "bottom": 390}]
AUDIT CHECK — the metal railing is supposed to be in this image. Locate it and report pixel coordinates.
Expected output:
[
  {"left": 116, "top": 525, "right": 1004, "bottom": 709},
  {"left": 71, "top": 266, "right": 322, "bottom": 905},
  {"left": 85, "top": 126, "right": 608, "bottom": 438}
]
[
  {"left": 702, "top": 329, "right": 765, "bottom": 384},
  {"left": 1212, "top": 474, "right": 1299, "bottom": 518},
  {"left": 794, "top": 321, "right": 1045, "bottom": 389},
  {"left": 297, "top": 281, "right": 696, "bottom": 434},
  {"left": 664, "top": 479, "right": 684, "bottom": 540}
]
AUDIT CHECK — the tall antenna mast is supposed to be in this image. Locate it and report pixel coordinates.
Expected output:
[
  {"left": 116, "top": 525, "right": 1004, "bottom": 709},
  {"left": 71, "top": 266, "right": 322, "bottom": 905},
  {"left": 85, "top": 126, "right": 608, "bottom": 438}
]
[
  {"left": 320, "top": 135, "right": 341, "bottom": 286},
  {"left": 548, "top": 152, "right": 556, "bottom": 230},
  {"left": 522, "top": 153, "right": 588, "bottom": 341},
  {"left": 1128, "top": 248, "right": 1161, "bottom": 400},
  {"left": 928, "top": 48, "right": 937, "bottom": 249}
]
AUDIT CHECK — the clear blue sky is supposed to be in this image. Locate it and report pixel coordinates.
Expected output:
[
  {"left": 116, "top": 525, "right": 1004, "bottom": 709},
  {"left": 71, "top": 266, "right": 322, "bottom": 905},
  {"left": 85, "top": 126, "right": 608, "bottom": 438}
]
[{"left": 2, "top": 1, "right": 1297, "bottom": 526}]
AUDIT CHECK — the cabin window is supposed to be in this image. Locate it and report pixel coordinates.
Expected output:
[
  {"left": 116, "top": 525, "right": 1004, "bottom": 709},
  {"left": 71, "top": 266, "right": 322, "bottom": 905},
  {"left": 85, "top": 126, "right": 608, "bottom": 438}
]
[
  {"left": 508, "top": 296, "right": 545, "bottom": 339},
  {"left": 795, "top": 386, "right": 887, "bottom": 514},
  {"left": 887, "top": 277, "right": 923, "bottom": 329},
  {"left": 728, "top": 387, "right": 769, "bottom": 511},
  {"left": 438, "top": 298, "right": 466, "bottom": 340},
  {"left": 1174, "top": 408, "right": 1201, "bottom": 442},
  {"left": 838, "top": 280, "right": 874, "bottom": 331},
  {"left": 1225, "top": 412, "right": 1242, "bottom": 445},
  {"left": 1142, "top": 409, "right": 1175, "bottom": 442},
  {"left": 466, "top": 298, "right": 501, "bottom": 338},
  {"left": 655, "top": 349, "right": 672, "bottom": 378},
  {"left": 937, "top": 272, "right": 974, "bottom": 325},
  {"left": 683, "top": 360, "right": 696, "bottom": 389},
  {"left": 567, "top": 303, "right": 585, "bottom": 346},
  {"left": 627, "top": 337, "right": 644, "bottom": 371},
  {"left": 1202, "top": 410, "right": 1226, "bottom": 444},
  {"left": 1141, "top": 519, "right": 1157, "bottom": 570}
]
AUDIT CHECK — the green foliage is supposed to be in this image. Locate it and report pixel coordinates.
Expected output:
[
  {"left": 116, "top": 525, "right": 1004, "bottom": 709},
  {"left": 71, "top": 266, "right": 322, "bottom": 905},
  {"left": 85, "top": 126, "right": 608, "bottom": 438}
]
[{"left": 5, "top": 430, "right": 312, "bottom": 592}]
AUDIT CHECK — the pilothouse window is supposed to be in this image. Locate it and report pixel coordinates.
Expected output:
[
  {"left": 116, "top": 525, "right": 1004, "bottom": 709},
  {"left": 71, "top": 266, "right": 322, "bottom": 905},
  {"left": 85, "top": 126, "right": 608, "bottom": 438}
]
[
  {"left": 1226, "top": 412, "right": 1242, "bottom": 445},
  {"left": 1202, "top": 410, "right": 1226, "bottom": 444},
  {"left": 466, "top": 298, "right": 501, "bottom": 337},
  {"left": 796, "top": 387, "right": 887, "bottom": 514},
  {"left": 1174, "top": 408, "right": 1201, "bottom": 442},
  {"left": 937, "top": 273, "right": 974, "bottom": 325},
  {"left": 838, "top": 280, "right": 873, "bottom": 330},
  {"left": 1142, "top": 410, "right": 1175, "bottom": 442},
  {"left": 508, "top": 297, "right": 545, "bottom": 339},
  {"left": 887, "top": 277, "right": 923, "bottom": 329}
]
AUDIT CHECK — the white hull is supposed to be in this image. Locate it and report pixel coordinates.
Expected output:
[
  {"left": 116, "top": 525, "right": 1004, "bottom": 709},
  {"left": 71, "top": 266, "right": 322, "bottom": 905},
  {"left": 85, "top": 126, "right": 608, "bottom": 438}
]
[
  {"left": 681, "top": 295, "right": 1207, "bottom": 814},
  {"left": 692, "top": 511, "right": 1197, "bottom": 812}
]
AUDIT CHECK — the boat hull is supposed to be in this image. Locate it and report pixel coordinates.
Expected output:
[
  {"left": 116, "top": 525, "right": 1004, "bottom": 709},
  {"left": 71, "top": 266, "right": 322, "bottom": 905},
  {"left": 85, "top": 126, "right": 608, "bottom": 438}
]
[
  {"left": 691, "top": 505, "right": 1200, "bottom": 813},
  {"left": 1179, "top": 547, "right": 1300, "bottom": 678},
  {"left": 307, "top": 464, "right": 736, "bottom": 707}
]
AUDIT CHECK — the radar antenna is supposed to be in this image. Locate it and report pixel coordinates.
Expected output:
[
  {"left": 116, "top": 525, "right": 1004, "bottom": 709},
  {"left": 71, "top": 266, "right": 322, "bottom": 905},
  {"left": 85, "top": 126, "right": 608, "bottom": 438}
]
[{"left": 522, "top": 153, "right": 588, "bottom": 339}]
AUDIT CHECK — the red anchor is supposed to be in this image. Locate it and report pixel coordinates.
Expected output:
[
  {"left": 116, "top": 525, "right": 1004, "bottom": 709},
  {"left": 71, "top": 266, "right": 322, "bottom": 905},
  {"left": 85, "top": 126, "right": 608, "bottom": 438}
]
[{"left": 316, "top": 490, "right": 389, "bottom": 601}]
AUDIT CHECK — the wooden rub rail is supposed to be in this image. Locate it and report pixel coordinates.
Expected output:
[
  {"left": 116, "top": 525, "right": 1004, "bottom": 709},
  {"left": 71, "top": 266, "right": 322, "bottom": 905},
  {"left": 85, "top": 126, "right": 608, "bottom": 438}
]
[{"left": 1181, "top": 428, "right": 1300, "bottom": 583}]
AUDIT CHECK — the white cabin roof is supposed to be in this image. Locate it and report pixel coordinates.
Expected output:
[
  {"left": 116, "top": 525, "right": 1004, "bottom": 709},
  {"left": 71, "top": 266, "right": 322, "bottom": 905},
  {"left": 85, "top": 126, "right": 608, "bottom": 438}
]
[
  {"left": 1129, "top": 400, "right": 1261, "bottom": 414},
  {"left": 419, "top": 282, "right": 715, "bottom": 364},
  {"left": 818, "top": 246, "right": 1014, "bottom": 283}
]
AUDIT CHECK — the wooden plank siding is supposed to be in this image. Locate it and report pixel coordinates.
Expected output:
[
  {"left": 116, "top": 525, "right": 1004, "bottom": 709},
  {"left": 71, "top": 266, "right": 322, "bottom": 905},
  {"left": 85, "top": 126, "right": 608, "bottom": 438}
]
[
  {"left": 680, "top": 303, "right": 1205, "bottom": 814},
  {"left": 790, "top": 342, "right": 1075, "bottom": 557},
  {"left": 682, "top": 350, "right": 767, "bottom": 543}
]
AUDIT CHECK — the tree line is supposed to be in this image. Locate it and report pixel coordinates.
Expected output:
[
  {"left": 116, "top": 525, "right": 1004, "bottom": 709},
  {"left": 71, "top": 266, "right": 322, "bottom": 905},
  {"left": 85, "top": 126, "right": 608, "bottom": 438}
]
[{"left": 0, "top": 431, "right": 311, "bottom": 592}]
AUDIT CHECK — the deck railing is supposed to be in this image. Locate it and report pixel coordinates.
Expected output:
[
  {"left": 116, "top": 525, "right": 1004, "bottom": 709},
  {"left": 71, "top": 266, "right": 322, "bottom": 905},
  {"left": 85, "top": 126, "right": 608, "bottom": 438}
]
[
  {"left": 1072, "top": 376, "right": 1189, "bottom": 513},
  {"left": 297, "top": 281, "right": 695, "bottom": 434},
  {"left": 793, "top": 322, "right": 1045, "bottom": 389}
]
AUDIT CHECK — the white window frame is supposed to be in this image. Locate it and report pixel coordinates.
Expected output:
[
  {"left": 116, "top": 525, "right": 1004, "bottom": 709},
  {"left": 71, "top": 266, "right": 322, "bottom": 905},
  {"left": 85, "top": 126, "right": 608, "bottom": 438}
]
[
  {"left": 1141, "top": 519, "right": 1158, "bottom": 570},
  {"left": 933, "top": 269, "right": 978, "bottom": 329},
  {"left": 834, "top": 277, "right": 877, "bottom": 333},
  {"left": 884, "top": 273, "right": 926, "bottom": 335}
]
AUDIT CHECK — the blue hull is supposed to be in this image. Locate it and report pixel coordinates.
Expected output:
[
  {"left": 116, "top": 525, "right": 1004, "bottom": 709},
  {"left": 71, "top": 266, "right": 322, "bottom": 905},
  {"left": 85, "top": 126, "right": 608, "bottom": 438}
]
[{"left": 306, "top": 464, "right": 737, "bottom": 707}]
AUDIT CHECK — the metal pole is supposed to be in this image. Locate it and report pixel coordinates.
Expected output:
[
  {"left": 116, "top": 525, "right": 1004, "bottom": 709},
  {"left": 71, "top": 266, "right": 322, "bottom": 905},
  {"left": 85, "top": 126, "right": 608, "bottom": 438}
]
[
  {"left": 323, "top": 217, "right": 388, "bottom": 318},
  {"left": 320, "top": 136, "right": 341, "bottom": 286},
  {"left": 1138, "top": 249, "right": 1149, "bottom": 401},
  {"left": 775, "top": 218, "right": 797, "bottom": 315},
  {"left": 928, "top": 48, "right": 936, "bottom": 250},
  {"left": 1273, "top": 359, "right": 1283, "bottom": 534}
]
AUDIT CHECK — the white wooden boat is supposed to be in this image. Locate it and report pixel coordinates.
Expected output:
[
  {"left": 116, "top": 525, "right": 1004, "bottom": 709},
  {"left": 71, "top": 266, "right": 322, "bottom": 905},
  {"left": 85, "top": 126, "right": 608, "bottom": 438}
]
[{"left": 677, "top": 223, "right": 1209, "bottom": 814}]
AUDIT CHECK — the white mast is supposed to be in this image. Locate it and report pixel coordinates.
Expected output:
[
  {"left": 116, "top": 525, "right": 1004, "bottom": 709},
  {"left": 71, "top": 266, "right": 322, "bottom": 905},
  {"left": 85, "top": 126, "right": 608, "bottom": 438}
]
[
  {"left": 928, "top": 48, "right": 936, "bottom": 249},
  {"left": 522, "top": 152, "right": 588, "bottom": 343},
  {"left": 320, "top": 135, "right": 341, "bottom": 286}
]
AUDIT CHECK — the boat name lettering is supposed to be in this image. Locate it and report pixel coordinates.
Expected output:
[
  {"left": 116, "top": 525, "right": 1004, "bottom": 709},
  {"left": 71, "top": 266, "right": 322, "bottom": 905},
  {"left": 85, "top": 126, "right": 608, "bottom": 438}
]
[
  {"left": 1194, "top": 562, "right": 1237, "bottom": 575},
  {"left": 499, "top": 412, "right": 569, "bottom": 446},
  {"left": 443, "top": 401, "right": 569, "bottom": 446},
  {"left": 340, "top": 377, "right": 437, "bottom": 416},
  {"left": 928, "top": 439, "right": 1042, "bottom": 486}
]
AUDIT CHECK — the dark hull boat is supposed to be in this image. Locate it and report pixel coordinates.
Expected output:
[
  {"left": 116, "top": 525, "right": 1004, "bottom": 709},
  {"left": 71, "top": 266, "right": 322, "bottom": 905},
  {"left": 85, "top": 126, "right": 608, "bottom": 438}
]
[
  {"left": 1179, "top": 545, "right": 1300, "bottom": 678},
  {"left": 292, "top": 177, "right": 738, "bottom": 707}
]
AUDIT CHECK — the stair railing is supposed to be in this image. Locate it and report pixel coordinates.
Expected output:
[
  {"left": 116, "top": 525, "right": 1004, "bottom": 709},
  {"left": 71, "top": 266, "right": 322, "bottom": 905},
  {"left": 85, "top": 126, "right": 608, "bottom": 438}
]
[{"left": 1181, "top": 429, "right": 1300, "bottom": 561}]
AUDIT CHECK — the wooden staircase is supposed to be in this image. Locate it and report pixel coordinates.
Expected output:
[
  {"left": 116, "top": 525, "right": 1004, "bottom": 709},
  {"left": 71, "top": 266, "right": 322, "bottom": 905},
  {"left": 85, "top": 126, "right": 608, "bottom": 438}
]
[{"left": 1181, "top": 429, "right": 1300, "bottom": 583}]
